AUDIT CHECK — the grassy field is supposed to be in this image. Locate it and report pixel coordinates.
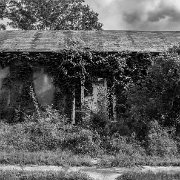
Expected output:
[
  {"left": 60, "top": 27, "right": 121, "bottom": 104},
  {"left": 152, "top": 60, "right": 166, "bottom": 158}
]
[
  {"left": 0, "top": 150, "right": 96, "bottom": 167},
  {"left": 0, "top": 169, "right": 180, "bottom": 180},
  {"left": 1, "top": 150, "right": 180, "bottom": 168},
  {"left": 1, "top": 108, "right": 180, "bottom": 168},
  {"left": 117, "top": 171, "right": 180, "bottom": 180},
  {"left": 0, "top": 170, "right": 94, "bottom": 180}
]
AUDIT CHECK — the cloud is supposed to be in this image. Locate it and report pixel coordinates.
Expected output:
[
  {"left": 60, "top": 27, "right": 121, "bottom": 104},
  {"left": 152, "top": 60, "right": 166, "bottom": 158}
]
[
  {"left": 123, "top": 11, "right": 141, "bottom": 24},
  {"left": 85, "top": 0, "right": 126, "bottom": 30},
  {"left": 85, "top": 0, "right": 180, "bottom": 30},
  {"left": 147, "top": 1, "right": 180, "bottom": 22}
]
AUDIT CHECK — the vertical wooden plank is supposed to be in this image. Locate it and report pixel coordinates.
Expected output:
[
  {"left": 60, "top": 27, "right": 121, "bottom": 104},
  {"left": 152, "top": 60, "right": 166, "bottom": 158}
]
[
  {"left": 71, "top": 87, "right": 76, "bottom": 124},
  {"left": 81, "top": 79, "right": 85, "bottom": 118},
  {"left": 81, "top": 82, "right": 85, "bottom": 107},
  {"left": 113, "top": 92, "right": 117, "bottom": 121},
  {"left": 104, "top": 78, "right": 108, "bottom": 113},
  {"left": 92, "top": 82, "right": 98, "bottom": 112}
]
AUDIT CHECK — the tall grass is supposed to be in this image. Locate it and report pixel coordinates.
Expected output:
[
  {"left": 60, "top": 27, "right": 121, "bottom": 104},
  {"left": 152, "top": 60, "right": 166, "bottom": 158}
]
[
  {"left": 0, "top": 106, "right": 102, "bottom": 156},
  {"left": 0, "top": 170, "right": 94, "bottom": 180},
  {"left": 1, "top": 100, "right": 180, "bottom": 167}
]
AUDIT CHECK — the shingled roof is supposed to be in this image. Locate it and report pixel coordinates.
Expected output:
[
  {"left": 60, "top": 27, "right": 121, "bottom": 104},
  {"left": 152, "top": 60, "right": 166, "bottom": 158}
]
[{"left": 0, "top": 30, "right": 180, "bottom": 52}]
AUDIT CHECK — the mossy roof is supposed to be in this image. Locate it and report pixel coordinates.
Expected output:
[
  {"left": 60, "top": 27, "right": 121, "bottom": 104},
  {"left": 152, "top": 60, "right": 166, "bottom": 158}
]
[{"left": 0, "top": 30, "right": 180, "bottom": 52}]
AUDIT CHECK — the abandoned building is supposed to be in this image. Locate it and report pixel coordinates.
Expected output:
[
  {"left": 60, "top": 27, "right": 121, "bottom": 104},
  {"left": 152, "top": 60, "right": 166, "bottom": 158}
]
[{"left": 0, "top": 30, "right": 180, "bottom": 123}]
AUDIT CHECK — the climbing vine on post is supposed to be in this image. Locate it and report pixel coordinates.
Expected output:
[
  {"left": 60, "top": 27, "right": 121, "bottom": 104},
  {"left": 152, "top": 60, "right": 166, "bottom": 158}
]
[{"left": 0, "top": 49, "right": 153, "bottom": 123}]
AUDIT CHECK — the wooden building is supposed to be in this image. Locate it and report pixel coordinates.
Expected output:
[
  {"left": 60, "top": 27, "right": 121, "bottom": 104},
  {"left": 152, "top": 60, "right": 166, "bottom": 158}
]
[{"left": 0, "top": 30, "right": 180, "bottom": 123}]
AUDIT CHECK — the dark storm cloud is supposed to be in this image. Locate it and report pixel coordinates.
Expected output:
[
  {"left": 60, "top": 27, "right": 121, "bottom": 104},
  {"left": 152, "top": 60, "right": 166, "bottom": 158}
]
[
  {"left": 121, "top": 0, "right": 180, "bottom": 30},
  {"left": 123, "top": 12, "right": 141, "bottom": 24},
  {"left": 147, "top": 4, "right": 180, "bottom": 22},
  {"left": 85, "top": 0, "right": 180, "bottom": 30}
]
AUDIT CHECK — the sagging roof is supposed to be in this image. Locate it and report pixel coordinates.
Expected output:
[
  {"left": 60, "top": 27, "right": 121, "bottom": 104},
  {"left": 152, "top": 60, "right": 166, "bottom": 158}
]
[{"left": 0, "top": 30, "right": 180, "bottom": 52}]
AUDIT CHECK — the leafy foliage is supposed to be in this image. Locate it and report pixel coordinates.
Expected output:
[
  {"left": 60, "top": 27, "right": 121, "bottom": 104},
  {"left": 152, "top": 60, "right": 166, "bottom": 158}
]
[
  {"left": 146, "top": 121, "right": 177, "bottom": 157},
  {"left": 0, "top": 0, "right": 6, "bottom": 19},
  {"left": 4, "top": 0, "right": 102, "bottom": 30},
  {"left": 2, "top": 43, "right": 180, "bottom": 163},
  {"left": 125, "top": 51, "right": 180, "bottom": 139},
  {"left": 0, "top": 105, "right": 102, "bottom": 156},
  {"left": 109, "top": 133, "right": 145, "bottom": 156},
  {"left": 0, "top": 23, "right": 6, "bottom": 30},
  {"left": 0, "top": 0, "right": 6, "bottom": 30}
]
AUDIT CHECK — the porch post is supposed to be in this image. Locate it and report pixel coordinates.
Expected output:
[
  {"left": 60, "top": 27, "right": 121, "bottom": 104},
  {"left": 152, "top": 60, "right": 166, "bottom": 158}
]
[
  {"left": 112, "top": 92, "right": 117, "bottom": 121},
  {"left": 92, "top": 82, "right": 98, "bottom": 112},
  {"left": 81, "top": 79, "right": 85, "bottom": 112},
  {"left": 71, "top": 87, "right": 76, "bottom": 124},
  {"left": 104, "top": 78, "right": 108, "bottom": 114},
  {"left": 80, "top": 79, "right": 85, "bottom": 121}
]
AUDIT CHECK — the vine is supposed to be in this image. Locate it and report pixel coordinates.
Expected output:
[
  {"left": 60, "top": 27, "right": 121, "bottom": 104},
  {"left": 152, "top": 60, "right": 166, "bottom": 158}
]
[
  {"left": 0, "top": 50, "right": 154, "bottom": 97},
  {"left": 0, "top": 49, "right": 154, "bottom": 123}
]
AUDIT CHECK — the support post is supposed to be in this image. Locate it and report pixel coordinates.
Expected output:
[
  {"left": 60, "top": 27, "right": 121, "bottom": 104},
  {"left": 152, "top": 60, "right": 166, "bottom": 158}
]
[
  {"left": 92, "top": 82, "right": 98, "bottom": 112},
  {"left": 112, "top": 93, "right": 117, "bottom": 121},
  {"left": 108, "top": 78, "right": 117, "bottom": 121},
  {"left": 71, "top": 87, "right": 76, "bottom": 124},
  {"left": 80, "top": 79, "right": 85, "bottom": 123},
  {"left": 104, "top": 78, "right": 108, "bottom": 114},
  {"left": 81, "top": 81, "right": 85, "bottom": 109}
]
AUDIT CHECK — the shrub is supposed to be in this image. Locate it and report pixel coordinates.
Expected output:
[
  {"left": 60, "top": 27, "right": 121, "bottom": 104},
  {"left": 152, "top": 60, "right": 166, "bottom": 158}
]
[
  {"left": 0, "top": 106, "right": 102, "bottom": 155},
  {"left": 98, "top": 133, "right": 146, "bottom": 167},
  {"left": 125, "top": 51, "right": 180, "bottom": 141},
  {"left": 108, "top": 133, "right": 145, "bottom": 156},
  {"left": 87, "top": 111, "right": 110, "bottom": 136},
  {"left": 0, "top": 121, "right": 34, "bottom": 151},
  {"left": 59, "top": 126, "right": 102, "bottom": 156},
  {"left": 146, "top": 121, "right": 178, "bottom": 157}
]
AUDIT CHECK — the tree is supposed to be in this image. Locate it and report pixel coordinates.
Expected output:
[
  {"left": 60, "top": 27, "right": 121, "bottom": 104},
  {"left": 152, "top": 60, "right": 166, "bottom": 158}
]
[
  {"left": 0, "top": 24, "right": 6, "bottom": 30},
  {"left": 125, "top": 51, "right": 180, "bottom": 139},
  {"left": 0, "top": 0, "right": 6, "bottom": 30},
  {"left": 4, "top": 0, "right": 103, "bottom": 30}
]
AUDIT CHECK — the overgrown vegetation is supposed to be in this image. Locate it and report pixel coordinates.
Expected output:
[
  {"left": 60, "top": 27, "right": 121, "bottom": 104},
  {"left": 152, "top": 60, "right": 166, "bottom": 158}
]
[
  {"left": 0, "top": 105, "right": 180, "bottom": 167},
  {"left": 0, "top": 106, "right": 102, "bottom": 156},
  {"left": 1, "top": 46, "right": 180, "bottom": 167}
]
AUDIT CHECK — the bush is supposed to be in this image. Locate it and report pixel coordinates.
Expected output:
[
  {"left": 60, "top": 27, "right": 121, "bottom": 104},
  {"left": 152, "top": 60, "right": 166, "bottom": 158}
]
[
  {"left": 59, "top": 127, "right": 102, "bottom": 156},
  {"left": 146, "top": 121, "right": 178, "bottom": 157},
  {"left": 0, "top": 121, "right": 34, "bottom": 151},
  {"left": 125, "top": 51, "right": 180, "bottom": 141},
  {"left": 87, "top": 111, "right": 110, "bottom": 136},
  {"left": 108, "top": 133, "right": 145, "bottom": 156},
  {"left": 0, "top": 106, "right": 102, "bottom": 155},
  {"left": 98, "top": 133, "right": 146, "bottom": 167}
]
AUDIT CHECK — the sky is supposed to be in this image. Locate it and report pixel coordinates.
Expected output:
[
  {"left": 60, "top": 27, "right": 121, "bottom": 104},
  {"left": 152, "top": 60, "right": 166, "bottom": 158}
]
[
  {"left": 85, "top": 0, "right": 180, "bottom": 30},
  {"left": 1, "top": 0, "right": 180, "bottom": 31}
]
